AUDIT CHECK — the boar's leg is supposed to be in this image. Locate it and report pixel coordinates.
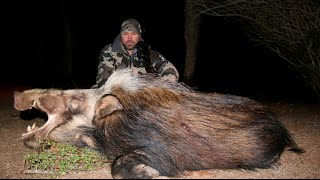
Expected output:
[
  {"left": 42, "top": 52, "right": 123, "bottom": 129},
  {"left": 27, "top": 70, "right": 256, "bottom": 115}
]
[
  {"left": 111, "top": 153, "right": 160, "bottom": 179},
  {"left": 95, "top": 95, "right": 161, "bottom": 178}
]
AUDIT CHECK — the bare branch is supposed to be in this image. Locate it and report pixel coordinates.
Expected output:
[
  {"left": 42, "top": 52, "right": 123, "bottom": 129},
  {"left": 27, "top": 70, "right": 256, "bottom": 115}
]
[{"left": 187, "top": 0, "right": 320, "bottom": 98}]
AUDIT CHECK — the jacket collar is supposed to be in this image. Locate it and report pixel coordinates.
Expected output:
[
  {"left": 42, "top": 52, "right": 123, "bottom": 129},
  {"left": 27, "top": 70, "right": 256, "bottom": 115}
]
[{"left": 111, "top": 34, "right": 126, "bottom": 53}]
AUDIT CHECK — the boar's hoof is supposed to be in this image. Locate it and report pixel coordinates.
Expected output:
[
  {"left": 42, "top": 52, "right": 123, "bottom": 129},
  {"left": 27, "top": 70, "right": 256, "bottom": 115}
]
[
  {"left": 113, "top": 163, "right": 160, "bottom": 179},
  {"left": 132, "top": 164, "right": 160, "bottom": 179}
]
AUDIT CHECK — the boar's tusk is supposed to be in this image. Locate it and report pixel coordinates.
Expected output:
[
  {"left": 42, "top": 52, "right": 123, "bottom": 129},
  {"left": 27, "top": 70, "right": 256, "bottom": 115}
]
[{"left": 32, "top": 100, "right": 37, "bottom": 108}]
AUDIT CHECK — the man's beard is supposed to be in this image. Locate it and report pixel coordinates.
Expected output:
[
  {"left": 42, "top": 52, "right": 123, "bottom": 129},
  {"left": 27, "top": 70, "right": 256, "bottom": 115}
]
[{"left": 124, "top": 41, "right": 137, "bottom": 50}]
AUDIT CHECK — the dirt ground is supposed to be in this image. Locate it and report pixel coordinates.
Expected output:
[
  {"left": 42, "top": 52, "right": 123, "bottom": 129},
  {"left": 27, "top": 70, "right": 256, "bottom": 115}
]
[{"left": 0, "top": 85, "right": 319, "bottom": 179}]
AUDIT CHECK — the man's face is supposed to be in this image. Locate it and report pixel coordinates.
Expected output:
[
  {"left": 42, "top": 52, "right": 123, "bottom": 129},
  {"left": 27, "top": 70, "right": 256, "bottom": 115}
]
[{"left": 121, "top": 31, "right": 141, "bottom": 50}]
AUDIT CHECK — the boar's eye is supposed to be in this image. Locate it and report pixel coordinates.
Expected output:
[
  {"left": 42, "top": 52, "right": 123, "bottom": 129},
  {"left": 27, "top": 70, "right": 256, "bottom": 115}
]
[
  {"left": 67, "top": 103, "right": 81, "bottom": 115},
  {"left": 66, "top": 93, "right": 86, "bottom": 115},
  {"left": 67, "top": 101, "right": 82, "bottom": 115}
]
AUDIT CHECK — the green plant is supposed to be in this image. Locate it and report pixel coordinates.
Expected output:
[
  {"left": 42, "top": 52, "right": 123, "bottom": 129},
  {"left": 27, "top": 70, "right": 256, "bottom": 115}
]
[{"left": 23, "top": 140, "right": 111, "bottom": 177}]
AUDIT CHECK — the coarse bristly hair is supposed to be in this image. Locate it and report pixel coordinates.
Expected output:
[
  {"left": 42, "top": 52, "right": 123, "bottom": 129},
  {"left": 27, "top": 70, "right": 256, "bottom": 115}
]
[
  {"left": 89, "top": 68, "right": 305, "bottom": 178},
  {"left": 101, "top": 67, "right": 193, "bottom": 94}
]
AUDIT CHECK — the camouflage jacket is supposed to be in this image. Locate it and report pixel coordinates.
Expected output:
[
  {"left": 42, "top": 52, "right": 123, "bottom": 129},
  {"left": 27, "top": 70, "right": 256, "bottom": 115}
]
[{"left": 94, "top": 35, "right": 179, "bottom": 88}]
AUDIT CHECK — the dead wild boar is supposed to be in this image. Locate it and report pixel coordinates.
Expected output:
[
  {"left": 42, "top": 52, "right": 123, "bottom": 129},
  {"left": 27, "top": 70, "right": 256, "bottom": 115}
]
[{"left": 13, "top": 68, "right": 304, "bottom": 179}]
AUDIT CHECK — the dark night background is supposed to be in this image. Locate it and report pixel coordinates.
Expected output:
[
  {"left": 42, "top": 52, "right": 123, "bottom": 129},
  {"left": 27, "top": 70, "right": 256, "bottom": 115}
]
[{"left": 1, "top": 0, "right": 317, "bottom": 103}]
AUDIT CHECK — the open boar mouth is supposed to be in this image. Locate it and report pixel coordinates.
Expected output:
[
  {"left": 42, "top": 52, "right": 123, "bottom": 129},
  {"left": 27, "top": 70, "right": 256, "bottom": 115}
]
[
  {"left": 14, "top": 88, "right": 99, "bottom": 150},
  {"left": 13, "top": 89, "right": 68, "bottom": 148}
]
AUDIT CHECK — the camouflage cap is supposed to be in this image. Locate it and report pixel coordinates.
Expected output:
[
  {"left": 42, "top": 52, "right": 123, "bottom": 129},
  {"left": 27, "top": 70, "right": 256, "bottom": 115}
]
[{"left": 120, "top": 19, "right": 142, "bottom": 36}]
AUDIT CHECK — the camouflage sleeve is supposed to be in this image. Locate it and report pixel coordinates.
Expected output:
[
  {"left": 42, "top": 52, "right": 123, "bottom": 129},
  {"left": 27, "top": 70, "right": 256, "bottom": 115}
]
[
  {"left": 150, "top": 50, "right": 179, "bottom": 82},
  {"left": 94, "top": 45, "right": 116, "bottom": 88}
]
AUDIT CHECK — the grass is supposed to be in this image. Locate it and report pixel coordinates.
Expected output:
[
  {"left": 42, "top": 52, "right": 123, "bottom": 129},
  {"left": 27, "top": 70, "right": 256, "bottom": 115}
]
[{"left": 23, "top": 140, "right": 111, "bottom": 178}]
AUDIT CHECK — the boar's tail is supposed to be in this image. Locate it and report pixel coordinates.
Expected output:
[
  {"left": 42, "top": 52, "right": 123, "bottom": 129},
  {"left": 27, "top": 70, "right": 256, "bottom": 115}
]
[
  {"left": 287, "top": 141, "right": 305, "bottom": 154},
  {"left": 267, "top": 112, "right": 305, "bottom": 154},
  {"left": 284, "top": 130, "right": 305, "bottom": 154}
]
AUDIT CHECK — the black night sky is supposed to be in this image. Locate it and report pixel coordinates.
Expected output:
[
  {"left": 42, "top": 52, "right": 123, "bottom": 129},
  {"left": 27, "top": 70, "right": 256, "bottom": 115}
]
[{"left": 1, "top": 0, "right": 317, "bottom": 103}]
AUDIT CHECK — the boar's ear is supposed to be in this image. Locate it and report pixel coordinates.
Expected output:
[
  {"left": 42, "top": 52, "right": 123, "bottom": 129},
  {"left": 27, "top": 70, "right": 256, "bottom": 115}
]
[
  {"left": 95, "top": 95, "right": 123, "bottom": 118},
  {"left": 13, "top": 91, "right": 35, "bottom": 111}
]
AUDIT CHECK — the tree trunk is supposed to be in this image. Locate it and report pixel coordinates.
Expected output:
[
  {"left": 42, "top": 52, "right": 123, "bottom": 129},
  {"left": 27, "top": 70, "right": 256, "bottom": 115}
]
[{"left": 183, "top": 0, "right": 201, "bottom": 86}]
